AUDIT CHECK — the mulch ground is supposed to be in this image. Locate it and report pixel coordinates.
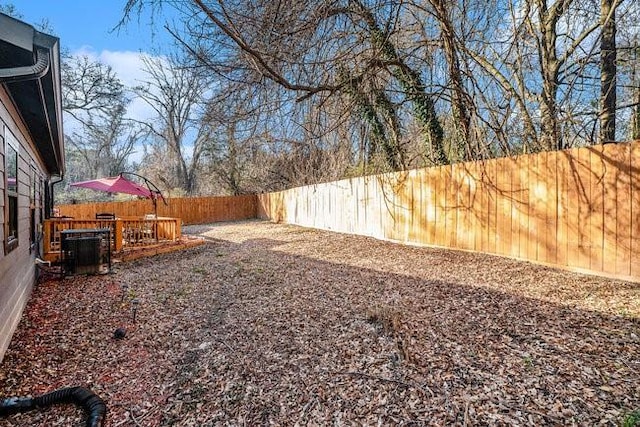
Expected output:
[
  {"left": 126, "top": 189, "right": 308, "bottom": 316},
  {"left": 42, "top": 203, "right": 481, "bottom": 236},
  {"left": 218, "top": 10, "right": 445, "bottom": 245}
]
[{"left": 0, "top": 220, "right": 638, "bottom": 426}]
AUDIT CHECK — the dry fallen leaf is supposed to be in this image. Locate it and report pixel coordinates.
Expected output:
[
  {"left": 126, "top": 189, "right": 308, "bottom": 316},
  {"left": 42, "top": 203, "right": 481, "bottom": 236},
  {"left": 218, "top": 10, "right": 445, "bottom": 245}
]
[{"left": 0, "top": 220, "right": 638, "bottom": 426}]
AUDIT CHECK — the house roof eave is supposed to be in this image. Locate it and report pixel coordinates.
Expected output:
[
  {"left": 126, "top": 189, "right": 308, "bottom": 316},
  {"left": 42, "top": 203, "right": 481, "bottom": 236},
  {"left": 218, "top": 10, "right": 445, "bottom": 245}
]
[{"left": 0, "top": 13, "right": 64, "bottom": 176}]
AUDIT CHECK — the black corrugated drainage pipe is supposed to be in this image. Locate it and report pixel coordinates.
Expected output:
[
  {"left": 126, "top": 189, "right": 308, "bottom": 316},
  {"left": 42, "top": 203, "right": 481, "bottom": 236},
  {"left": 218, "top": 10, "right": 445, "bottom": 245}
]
[{"left": 0, "top": 386, "right": 106, "bottom": 427}]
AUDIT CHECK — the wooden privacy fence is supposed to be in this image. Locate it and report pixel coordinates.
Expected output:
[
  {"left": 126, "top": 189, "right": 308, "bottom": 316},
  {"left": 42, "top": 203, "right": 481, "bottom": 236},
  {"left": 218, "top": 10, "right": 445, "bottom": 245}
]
[
  {"left": 57, "top": 194, "right": 257, "bottom": 225},
  {"left": 258, "top": 141, "right": 640, "bottom": 282}
]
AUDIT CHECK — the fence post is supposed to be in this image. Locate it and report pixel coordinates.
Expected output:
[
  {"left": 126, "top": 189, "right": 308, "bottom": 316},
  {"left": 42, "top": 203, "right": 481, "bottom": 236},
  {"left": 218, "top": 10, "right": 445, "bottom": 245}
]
[
  {"left": 43, "top": 220, "right": 51, "bottom": 255},
  {"left": 115, "top": 219, "right": 123, "bottom": 252}
]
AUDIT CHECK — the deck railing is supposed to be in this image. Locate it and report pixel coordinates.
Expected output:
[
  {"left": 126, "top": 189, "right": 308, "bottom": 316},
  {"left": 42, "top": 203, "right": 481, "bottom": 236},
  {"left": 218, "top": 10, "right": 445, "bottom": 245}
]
[{"left": 43, "top": 217, "right": 181, "bottom": 262}]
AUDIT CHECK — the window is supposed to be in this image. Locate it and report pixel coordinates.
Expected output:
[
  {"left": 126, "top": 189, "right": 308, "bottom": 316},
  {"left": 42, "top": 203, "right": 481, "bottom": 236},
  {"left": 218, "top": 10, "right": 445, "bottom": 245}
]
[
  {"left": 30, "top": 165, "right": 35, "bottom": 206},
  {"left": 29, "top": 165, "right": 37, "bottom": 250},
  {"left": 4, "top": 128, "right": 18, "bottom": 253}
]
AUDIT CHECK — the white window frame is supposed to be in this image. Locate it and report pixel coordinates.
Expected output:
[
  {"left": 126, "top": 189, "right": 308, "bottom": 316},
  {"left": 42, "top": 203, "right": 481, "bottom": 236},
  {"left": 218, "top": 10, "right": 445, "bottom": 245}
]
[{"left": 4, "top": 126, "right": 19, "bottom": 253}]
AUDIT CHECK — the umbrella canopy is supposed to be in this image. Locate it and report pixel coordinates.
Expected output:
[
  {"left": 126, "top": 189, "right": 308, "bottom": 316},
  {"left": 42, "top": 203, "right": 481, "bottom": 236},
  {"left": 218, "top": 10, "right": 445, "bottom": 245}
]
[{"left": 70, "top": 175, "right": 154, "bottom": 198}]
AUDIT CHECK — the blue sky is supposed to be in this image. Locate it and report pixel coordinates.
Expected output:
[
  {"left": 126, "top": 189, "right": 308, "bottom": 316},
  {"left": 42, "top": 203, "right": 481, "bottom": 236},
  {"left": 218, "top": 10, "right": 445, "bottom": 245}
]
[
  {"left": 4, "top": 1, "right": 180, "bottom": 161},
  {"left": 8, "top": 1, "right": 171, "bottom": 53}
]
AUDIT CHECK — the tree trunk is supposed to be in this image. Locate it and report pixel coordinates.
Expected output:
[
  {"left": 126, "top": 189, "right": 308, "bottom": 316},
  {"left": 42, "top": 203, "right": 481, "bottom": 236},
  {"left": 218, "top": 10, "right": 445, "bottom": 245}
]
[
  {"left": 354, "top": 1, "right": 447, "bottom": 165},
  {"left": 538, "top": 1, "right": 561, "bottom": 151},
  {"left": 431, "top": 0, "right": 473, "bottom": 159},
  {"left": 600, "top": 0, "right": 617, "bottom": 143}
]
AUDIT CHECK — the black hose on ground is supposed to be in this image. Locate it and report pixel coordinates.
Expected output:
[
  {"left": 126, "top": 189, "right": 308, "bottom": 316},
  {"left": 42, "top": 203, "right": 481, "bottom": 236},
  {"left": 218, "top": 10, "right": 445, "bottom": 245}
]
[{"left": 0, "top": 386, "right": 106, "bottom": 427}]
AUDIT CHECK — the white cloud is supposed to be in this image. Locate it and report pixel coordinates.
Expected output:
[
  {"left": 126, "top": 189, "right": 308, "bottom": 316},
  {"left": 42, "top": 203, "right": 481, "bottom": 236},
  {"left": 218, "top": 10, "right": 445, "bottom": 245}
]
[{"left": 98, "top": 50, "right": 158, "bottom": 87}]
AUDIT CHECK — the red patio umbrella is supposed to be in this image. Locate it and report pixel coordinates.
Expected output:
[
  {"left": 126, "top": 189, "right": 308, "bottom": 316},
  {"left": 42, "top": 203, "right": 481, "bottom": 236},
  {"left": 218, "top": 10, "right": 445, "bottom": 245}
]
[
  {"left": 70, "top": 175, "right": 153, "bottom": 198},
  {"left": 70, "top": 173, "right": 166, "bottom": 216}
]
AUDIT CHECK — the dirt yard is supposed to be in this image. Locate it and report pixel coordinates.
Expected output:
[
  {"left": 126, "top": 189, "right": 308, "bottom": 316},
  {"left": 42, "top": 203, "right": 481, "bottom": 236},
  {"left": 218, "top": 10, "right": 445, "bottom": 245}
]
[{"left": 1, "top": 220, "right": 639, "bottom": 426}]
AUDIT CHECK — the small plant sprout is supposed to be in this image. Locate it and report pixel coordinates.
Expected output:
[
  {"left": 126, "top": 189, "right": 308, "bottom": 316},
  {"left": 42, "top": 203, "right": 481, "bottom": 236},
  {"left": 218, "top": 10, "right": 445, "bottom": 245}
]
[
  {"left": 622, "top": 410, "right": 640, "bottom": 427},
  {"left": 131, "top": 298, "right": 140, "bottom": 323},
  {"left": 523, "top": 354, "right": 534, "bottom": 368}
]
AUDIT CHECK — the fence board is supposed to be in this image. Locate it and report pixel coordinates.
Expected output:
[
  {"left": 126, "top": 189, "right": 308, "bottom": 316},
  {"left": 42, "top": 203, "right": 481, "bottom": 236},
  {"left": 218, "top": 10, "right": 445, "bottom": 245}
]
[
  {"left": 468, "top": 162, "right": 480, "bottom": 252},
  {"left": 631, "top": 143, "right": 640, "bottom": 277},
  {"left": 459, "top": 164, "right": 473, "bottom": 251},
  {"left": 589, "top": 146, "right": 605, "bottom": 272},
  {"left": 556, "top": 151, "right": 569, "bottom": 267},
  {"left": 446, "top": 166, "right": 457, "bottom": 248},
  {"left": 488, "top": 159, "right": 498, "bottom": 255},
  {"left": 602, "top": 144, "right": 620, "bottom": 275},
  {"left": 614, "top": 144, "right": 631, "bottom": 276},
  {"left": 496, "top": 158, "right": 510, "bottom": 256},
  {"left": 426, "top": 166, "right": 437, "bottom": 245},
  {"left": 576, "top": 147, "right": 592, "bottom": 270},
  {"left": 545, "top": 151, "right": 558, "bottom": 265}
]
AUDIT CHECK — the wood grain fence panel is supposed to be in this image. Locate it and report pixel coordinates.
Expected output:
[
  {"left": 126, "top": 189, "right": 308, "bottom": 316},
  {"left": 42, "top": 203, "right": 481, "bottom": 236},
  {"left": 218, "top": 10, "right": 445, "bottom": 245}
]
[
  {"left": 631, "top": 142, "right": 640, "bottom": 277},
  {"left": 380, "top": 175, "right": 390, "bottom": 239},
  {"left": 458, "top": 163, "right": 473, "bottom": 250},
  {"left": 494, "top": 159, "right": 505, "bottom": 255},
  {"left": 545, "top": 150, "right": 558, "bottom": 265},
  {"left": 332, "top": 182, "right": 340, "bottom": 231},
  {"left": 409, "top": 170, "right": 422, "bottom": 243},
  {"left": 477, "top": 161, "right": 489, "bottom": 253},
  {"left": 536, "top": 151, "right": 550, "bottom": 263},
  {"left": 589, "top": 146, "right": 605, "bottom": 272},
  {"left": 576, "top": 147, "right": 592, "bottom": 270},
  {"left": 451, "top": 165, "right": 462, "bottom": 249},
  {"left": 564, "top": 150, "right": 580, "bottom": 269},
  {"left": 371, "top": 176, "right": 383, "bottom": 239},
  {"left": 556, "top": 151, "right": 569, "bottom": 267},
  {"left": 526, "top": 153, "right": 540, "bottom": 261},
  {"left": 509, "top": 157, "right": 520, "bottom": 258},
  {"left": 393, "top": 174, "right": 405, "bottom": 242},
  {"left": 374, "top": 180, "right": 381, "bottom": 237},
  {"left": 385, "top": 176, "right": 397, "bottom": 241},
  {"left": 393, "top": 176, "right": 403, "bottom": 240},
  {"left": 613, "top": 144, "right": 631, "bottom": 276},
  {"left": 464, "top": 163, "right": 475, "bottom": 250},
  {"left": 601, "top": 144, "right": 620, "bottom": 275},
  {"left": 486, "top": 159, "right": 498, "bottom": 255},
  {"left": 509, "top": 156, "right": 520, "bottom": 258},
  {"left": 411, "top": 171, "right": 421, "bottom": 241},
  {"left": 466, "top": 162, "right": 477, "bottom": 252},
  {"left": 442, "top": 166, "right": 455, "bottom": 248},
  {"left": 426, "top": 166, "right": 438, "bottom": 245},
  {"left": 351, "top": 180, "right": 358, "bottom": 234},
  {"left": 403, "top": 171, "right": 414, "bottom": 243},
  {"left": 433, "top": 166, "right": 446, "bottom": 246},
  {"left": 495, "top": 158, "right": 510, "bottom": 256},
  {"left": 442, "top": 166, "right": 453, "bottom": 247}
]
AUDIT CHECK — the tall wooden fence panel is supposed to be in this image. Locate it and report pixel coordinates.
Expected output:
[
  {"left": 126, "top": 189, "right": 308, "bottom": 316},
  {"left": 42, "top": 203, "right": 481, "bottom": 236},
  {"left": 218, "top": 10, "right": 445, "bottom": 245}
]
[
  {"left": 258, "top": 142, "right": 640, "bottom": 282},
  {"left": 57, "top": 194, "right": 258, "bottom": 225}
]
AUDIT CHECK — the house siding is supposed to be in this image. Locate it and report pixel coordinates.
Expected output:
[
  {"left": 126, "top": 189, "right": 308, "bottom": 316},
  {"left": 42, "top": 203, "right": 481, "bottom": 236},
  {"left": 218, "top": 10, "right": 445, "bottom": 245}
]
[{"left": 0, "top": 85, "right": 49, "bottom": 362}]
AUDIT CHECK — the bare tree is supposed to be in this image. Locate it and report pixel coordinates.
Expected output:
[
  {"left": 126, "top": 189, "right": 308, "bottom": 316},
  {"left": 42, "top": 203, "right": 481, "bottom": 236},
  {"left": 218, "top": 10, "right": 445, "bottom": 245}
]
[
  {"left": 66, "top": 104, "right": 140, "bottom": 178},
  {"left": 62, "top": 54, "right": 139, "bottom": 180},
  {"left": 123, "top": 0, "right": 448, "bottom": 170},
  {"left": 62, "top": 55, "right": 127, "bottom": 127},
  {"left": 133, "top": 55, "right": 210, "bottom": 194}
]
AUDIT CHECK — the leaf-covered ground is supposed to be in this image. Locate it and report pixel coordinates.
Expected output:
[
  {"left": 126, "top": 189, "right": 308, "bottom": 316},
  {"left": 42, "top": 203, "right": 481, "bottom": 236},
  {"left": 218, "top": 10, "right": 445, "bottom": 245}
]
[{"left": 1, "top": 220, "right": 639, "bottom": 426}]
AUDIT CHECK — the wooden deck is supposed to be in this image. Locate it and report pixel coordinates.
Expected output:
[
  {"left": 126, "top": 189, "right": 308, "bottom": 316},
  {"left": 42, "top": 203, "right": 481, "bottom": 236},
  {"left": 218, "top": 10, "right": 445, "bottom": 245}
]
[{"left": 43, "top": 216, "right": 182, "bottom": 263}]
